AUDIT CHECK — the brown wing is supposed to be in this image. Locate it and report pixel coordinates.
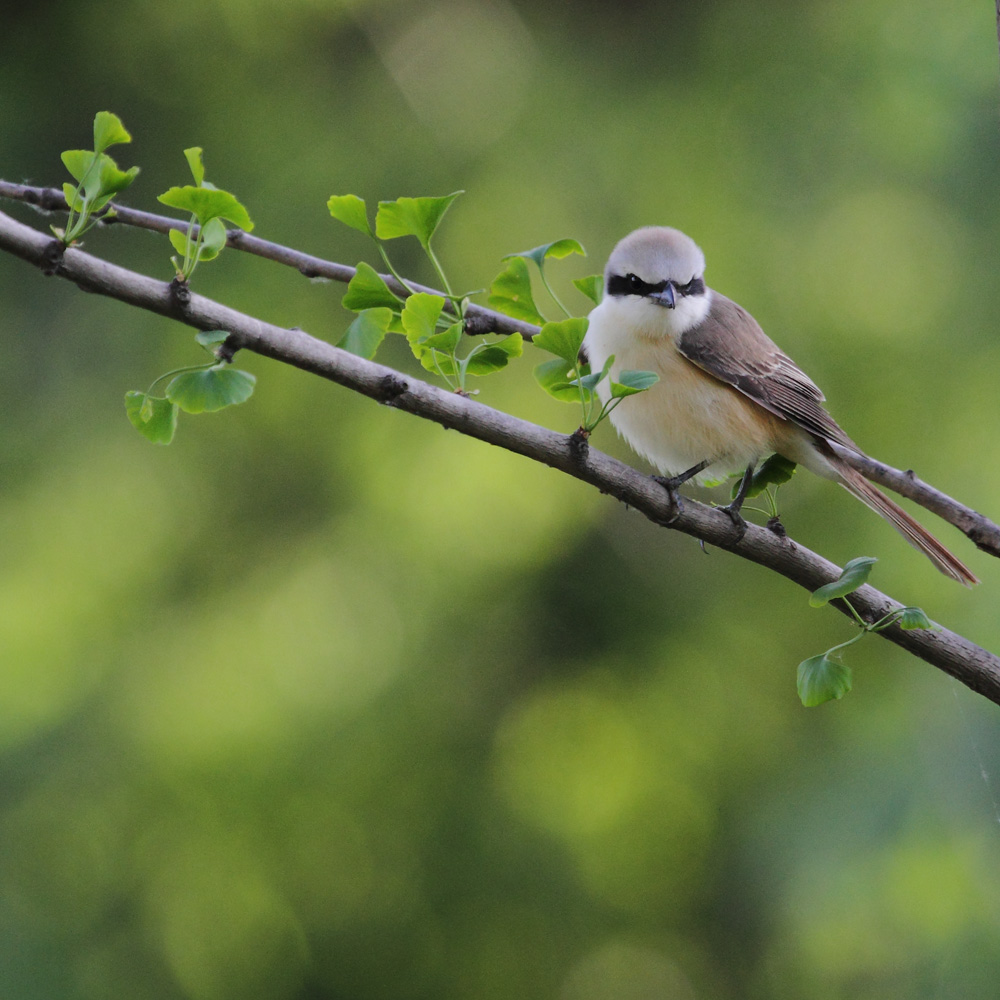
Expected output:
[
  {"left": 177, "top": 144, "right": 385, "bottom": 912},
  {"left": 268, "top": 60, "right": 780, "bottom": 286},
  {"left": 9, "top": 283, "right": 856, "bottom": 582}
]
[{"left": 677, "top": 292, "right": 857, "bottom": 450}]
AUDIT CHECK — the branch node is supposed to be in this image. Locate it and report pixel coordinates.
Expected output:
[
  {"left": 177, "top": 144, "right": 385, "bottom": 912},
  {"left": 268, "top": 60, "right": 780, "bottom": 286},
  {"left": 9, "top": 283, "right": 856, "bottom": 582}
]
[
  {"left": 463, "top": 312, "right": 496, "bottom": 337},
  {"left": 169, "top": 276, "right": 192, "bottom": 308},
  {"left": 378, "top": 373, "right": 409, "bottom": 403},
  {"left": 41, "top": 238, "right": 65, "bottom": 275},
  {"left": 568, "top": 427, "right": 590, "bottom": 464},
  {"left": 766, "top": 516, "right": 787, "bottom": 537},
  {"left": 218, "top": 333, "right": 241, "bottom": 364}
]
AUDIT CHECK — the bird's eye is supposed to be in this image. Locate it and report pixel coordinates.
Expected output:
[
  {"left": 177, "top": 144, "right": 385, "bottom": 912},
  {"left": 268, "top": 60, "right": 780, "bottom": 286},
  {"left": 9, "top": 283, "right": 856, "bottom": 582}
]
[{"left": 626, "top": 273, "right": 644, "bottom": 292}]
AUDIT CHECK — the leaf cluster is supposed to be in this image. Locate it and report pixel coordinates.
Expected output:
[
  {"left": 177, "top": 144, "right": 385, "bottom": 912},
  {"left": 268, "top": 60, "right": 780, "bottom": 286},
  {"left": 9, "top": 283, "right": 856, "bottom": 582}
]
[
  {"left": 125, "top": 331, "right": 256, "bottom": 445},
  {"left": 56, "top": 112, "right": 139, "bottom": 244},
  {"left": 159, "top": 147, "right": 253, "bottom": 281},
  {"left": 797, "top": 557, "right": 938, "bottom": 706},
  {"left": 329, "top": 192, "right": 521, "bottom": 392}
]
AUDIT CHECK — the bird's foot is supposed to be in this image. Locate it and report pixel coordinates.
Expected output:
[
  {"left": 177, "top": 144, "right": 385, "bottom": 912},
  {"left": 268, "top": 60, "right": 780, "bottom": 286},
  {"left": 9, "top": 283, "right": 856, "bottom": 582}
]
[
  {"left": 714, "top": 501, "right": 748, "bottom": 539},
  {"left": 651, "top": 475, "right": 685, "bottom": 524}
]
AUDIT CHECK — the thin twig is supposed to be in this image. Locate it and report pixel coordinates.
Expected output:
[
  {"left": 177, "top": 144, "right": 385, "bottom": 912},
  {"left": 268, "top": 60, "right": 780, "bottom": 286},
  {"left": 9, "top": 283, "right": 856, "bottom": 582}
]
[
  {"left": 0, "top": 180, "right": 536, "bottom": 338},
  {"left": 1, "top": 204, "right": 998, "bottom": 705}
]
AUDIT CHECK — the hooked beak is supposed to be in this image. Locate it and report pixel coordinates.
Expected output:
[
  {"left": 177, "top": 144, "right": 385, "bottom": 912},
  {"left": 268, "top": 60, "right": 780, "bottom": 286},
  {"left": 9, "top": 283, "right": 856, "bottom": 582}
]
[{"left": 649, "top": 281, "right": 676, "bottom": 309}]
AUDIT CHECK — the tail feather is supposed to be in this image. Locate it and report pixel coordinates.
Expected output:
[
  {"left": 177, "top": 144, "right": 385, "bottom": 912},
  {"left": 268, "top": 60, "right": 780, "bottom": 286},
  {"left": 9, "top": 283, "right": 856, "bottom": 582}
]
[{"left": 835, "top": 463, "right": 978, "bottom": 586}]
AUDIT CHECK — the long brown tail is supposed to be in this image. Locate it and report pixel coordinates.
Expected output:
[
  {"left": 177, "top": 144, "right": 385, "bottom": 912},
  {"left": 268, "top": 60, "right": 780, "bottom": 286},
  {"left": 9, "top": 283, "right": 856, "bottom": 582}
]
[{"left": 834, "top": 462, "right": 978, "bottom": 586}]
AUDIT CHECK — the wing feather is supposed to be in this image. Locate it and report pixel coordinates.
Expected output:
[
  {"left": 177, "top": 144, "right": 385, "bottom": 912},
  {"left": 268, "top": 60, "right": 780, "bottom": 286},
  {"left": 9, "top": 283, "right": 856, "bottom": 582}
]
[{"left": 677, "top": 293, "right": 856, "bottom": 449}]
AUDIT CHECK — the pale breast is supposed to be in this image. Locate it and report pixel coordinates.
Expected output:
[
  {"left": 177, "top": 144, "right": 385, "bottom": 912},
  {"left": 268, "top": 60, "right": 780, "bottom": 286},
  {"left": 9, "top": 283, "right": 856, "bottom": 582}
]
[{"left": 584, "top": 297, "right": 785, "bottom": 480}]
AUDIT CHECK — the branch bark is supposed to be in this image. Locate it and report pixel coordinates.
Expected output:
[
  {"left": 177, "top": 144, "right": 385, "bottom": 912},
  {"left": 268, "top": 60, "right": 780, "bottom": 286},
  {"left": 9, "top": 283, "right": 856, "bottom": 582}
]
[{"left": 1, "top": 203, "right": 998, "bottom": 705}]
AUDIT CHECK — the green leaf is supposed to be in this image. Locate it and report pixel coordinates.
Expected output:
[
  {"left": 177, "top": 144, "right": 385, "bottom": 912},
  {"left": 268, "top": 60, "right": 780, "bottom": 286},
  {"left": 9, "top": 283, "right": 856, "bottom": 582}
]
[
  {"left": 195, "top": 330, "right": 230, "bottom": 355},
  {"left": 124, "top": 391, "right": 178, "bottom": 444},
  {"left": 63, "top": 182, "right": 85, "bottom": 212},
  {"left": 503, "top": 238, "right": 586, "bottom": 274},
  {"left": 610, "top": 369, "right": 659, "bottom": 398},
  {"left": 184, "top": 147, "right": 206, "bottom": 186},
  {"left": 157, "top": 186, "right": 253, "bottom": 231},
  {"left": 341, "top": 262, "right": 402, "bottom": 311},
  {"left": 809, "top": 556, "right": 878, "bottom": 607},
  {"left": 898, "top": 606, "right": 937, "bottom": 631},
  {"left": 197, "top": 217, "right": 228, "bottom": 261},
  {"left": 421, "top": 322, "right": 464, "bottom": 353},
  {"left": 327, "top": 194, "right": 372, "bottom": 235},
  {"left": 534, "top": 358, "right": 589, "bottom": 403},
  {"left": 737, "top": 453, "right": 798, "bottom": 500},
  {"left": 93, "top": 111, "right": 131, "bottom": 153},
  {"left": 797, "top": 654, "right": 853, "bottom": 707},
  {"left": 464, "top": 333, "right": 523, "bottom": 376},
  {"left": 400, "top": 292, "right": 446, "bottom": 346},
  {"left": 93, "top": 159, "right": 139, "bottom": 207},
  {"left": 487, "top": 256, "right": 544, "bottom": 325},
  {"left": 166, "top": 367, "right": 256, "bottom": 414},
  {"left": 573, "top": 274, "right": 604, "bottom": 305},
  {"left": 533, "top": 317, "right": 589, "bottom": 365},
  {"left": 336, "top": 308, "right": 393, "bottom": 360},
  {"left": 375, "top": 191, "right": 463, "bottom": 247},
  {"left": 61, "top": 149, "right": 97, "bottom": 184},
  {"left": 168, "top": 228, "right": 192, "bottom": 256}
]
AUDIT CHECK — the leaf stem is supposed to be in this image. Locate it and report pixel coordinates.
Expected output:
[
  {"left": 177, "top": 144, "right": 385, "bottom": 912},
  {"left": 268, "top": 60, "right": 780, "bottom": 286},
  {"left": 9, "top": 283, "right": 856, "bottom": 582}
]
[
  {"left": 540, "top": 271, "right": 571, "bottom": 319},
  {"left": 146, "top": 360, "right": 218, "bottom": 395}
]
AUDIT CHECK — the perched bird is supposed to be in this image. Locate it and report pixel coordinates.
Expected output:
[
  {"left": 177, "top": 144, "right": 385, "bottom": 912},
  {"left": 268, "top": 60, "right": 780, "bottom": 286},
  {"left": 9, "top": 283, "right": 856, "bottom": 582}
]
[{"left": 582, "top": 226, "right": 977, "bottom": 585}]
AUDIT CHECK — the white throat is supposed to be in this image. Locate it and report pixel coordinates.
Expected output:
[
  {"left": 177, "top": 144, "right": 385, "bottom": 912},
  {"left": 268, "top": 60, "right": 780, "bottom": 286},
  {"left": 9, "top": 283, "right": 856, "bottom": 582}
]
[{"left": 668, "top": 288, "right": 712, "bottom": 336}]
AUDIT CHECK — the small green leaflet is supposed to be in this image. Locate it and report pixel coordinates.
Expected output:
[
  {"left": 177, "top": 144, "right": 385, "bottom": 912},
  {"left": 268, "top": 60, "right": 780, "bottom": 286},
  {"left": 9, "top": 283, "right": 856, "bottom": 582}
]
[
  {"left": 735, "top": 453, "right": 798, "bottom": 500},
  {"left": 534, "top": 358, "right": 584, "bottom": 402},
  {"left": 610, "top": 369, "right": 659, "bottom": 398},
  {"left": 898, "top": 606, "right": 937, "bottom": 630},
  {"left": 487, "top": 256, "right": 544, "bottom": 326},
  {"left": 502, "top": 238, "right": 585, "bottom": 274},
  {"left": 421, "top": 322, "right": 464, "bottom": 354},
  {"left": 337, "top": 308, "right": 393, "bottom": 360},
  {"left": 61, "top": 150, "right": 139, "bottom": 209},
  {"left": 464, "top": 334, "right": 523, "bottom": 376},
  {"left": 195, "top": 330, "right": 230, "bottom": 355},
  {"left": 533, "top": 317, "right": 589, "bottom": 364},
  {"left": 375, "top": 192, "right": 463, "bottom": 248},
  {"left": 166, "top": 367, "right": 256, "bottom": 414},
  {"left": 93, "top": 111, "right": 132, "bottom": 153},
  {"left": 573, "top": 274, "right": 604, "bottom": 305},
  {"left": 157, "top": 186, "right": 254, "bottom": 231},
  {"left": 342, "top": 262, "right": 402, "bottom": 311},
  {"left": 809, "top": 556, "right": 877, "bottom": 607},
  {"left": 401, "top": 292, "right": 445, "bottom": 344},
  {"left": 327, "top": 194, "right": 372, "bottom": 235},
  {"left": 183, "top": 146, "right": 206, "bottom": 186},
  {"left": 797, "top": 653, "right": 853, "bottom": 707},
  {"left": 124, "top": 391, "right": 178, "bottom": 445}
]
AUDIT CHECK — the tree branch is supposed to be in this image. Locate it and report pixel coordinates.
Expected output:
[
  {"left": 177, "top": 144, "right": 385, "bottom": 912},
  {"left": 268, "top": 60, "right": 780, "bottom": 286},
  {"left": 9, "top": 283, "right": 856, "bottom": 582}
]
[
  {"left": 4, "top": 179, "right": 996, "bottom": 558},
  {"left": 1, "top": 203, "right": 998, "bottom": 705}
]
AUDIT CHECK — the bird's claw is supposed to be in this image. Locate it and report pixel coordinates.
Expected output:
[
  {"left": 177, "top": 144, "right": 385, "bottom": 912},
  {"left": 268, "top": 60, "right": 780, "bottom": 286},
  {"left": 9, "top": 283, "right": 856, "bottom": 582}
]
[
  {"left": 715, "top": 502, "right": 748, "bottom": 539},
  {"left": 651, "top": 475, "right": 684, "bottom": 523}
]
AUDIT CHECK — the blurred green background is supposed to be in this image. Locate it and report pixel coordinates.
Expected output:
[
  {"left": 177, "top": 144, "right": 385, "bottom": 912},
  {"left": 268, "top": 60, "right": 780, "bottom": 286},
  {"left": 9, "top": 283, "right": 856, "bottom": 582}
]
[{"left": 3, "top": 1, "right": 1000, "bottom": 997}]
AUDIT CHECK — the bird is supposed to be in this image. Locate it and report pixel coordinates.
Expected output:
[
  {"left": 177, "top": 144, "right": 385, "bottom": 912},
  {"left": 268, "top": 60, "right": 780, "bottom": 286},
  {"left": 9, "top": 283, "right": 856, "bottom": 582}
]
[{"left": 582, "top": 226, "right": 978, "bottom": 585}]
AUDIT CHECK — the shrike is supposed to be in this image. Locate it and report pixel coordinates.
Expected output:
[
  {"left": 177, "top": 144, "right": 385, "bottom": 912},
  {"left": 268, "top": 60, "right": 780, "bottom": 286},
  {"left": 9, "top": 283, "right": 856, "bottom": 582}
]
[{"left": 583, "top": 226, "right": 977, "bottom": 585}]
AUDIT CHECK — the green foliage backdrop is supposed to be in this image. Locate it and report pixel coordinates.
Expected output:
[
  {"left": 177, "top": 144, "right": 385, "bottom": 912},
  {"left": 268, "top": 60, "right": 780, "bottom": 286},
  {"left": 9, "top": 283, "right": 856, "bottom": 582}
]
[{"left": 2, "top": 1, "right": 1000, "bottom": 997}]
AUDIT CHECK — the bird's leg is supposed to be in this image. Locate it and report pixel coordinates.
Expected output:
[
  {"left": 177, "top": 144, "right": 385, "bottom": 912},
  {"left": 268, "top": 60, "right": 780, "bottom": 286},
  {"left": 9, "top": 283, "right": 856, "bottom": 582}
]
[
  {"left": 716, "top": 463, "right": 755, "bottom": 531},
  {"left": 652, "top": 459, "right": 710, "bottom": 494},
  {"left": 650, "top": 461, "right": 709, "bottom": 523}
]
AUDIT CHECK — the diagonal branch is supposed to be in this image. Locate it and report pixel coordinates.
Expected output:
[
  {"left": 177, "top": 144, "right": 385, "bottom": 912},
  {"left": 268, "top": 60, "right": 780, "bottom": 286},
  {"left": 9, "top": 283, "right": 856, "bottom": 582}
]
[
  {"left": 4, "top": 178, "right": 994, "bottom": 558},
  {"left": 1, "top": 204, "right": 998, "bottom": 705}
]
